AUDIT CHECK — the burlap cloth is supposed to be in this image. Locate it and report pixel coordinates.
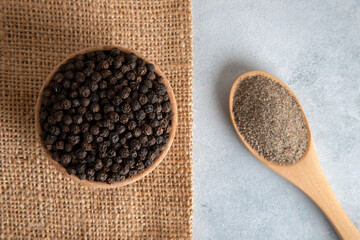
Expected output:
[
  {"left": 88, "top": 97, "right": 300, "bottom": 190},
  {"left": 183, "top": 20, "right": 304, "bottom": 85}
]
[{"left": 0, "top": 0, "right": 193, "bottom": 239}]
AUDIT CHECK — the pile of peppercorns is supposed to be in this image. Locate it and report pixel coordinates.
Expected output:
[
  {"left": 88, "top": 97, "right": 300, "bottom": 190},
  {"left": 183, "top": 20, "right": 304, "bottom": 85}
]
[{"left": 39, "top": 48, "right": 173, "bottom": 184}]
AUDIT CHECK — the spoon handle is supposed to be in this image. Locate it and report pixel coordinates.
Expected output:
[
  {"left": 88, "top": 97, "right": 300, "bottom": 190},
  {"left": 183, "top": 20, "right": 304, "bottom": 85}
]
[
  {"left": 277, "top": 143, "right": 360, "bottom": 240},
  {"left": 308, "top": 174, "right": 360, "bottom": 240}
]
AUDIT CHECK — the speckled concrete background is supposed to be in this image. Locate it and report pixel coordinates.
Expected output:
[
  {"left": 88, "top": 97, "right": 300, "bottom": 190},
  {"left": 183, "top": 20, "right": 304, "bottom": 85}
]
[{"left": 192, "top": 0, "right": 360, "bottom": 239}]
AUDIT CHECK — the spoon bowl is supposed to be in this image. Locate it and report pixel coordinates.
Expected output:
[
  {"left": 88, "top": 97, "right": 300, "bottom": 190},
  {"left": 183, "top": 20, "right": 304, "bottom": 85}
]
[
  {"left": 229, "top": 71, "right": 360, "bottom": 240},
  {"left": 35, "top": 46, "right": 178, "bottom": 189}
]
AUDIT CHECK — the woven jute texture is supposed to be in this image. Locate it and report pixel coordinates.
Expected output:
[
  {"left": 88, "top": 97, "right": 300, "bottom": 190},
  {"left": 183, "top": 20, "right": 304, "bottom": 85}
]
[{"left": 0, "top": 0, "right": 193, "bottom": 239}]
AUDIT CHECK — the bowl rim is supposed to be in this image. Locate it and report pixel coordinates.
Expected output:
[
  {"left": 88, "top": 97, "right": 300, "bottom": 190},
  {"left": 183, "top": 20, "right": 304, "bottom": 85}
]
[{"left": 35, "top": 45, "right": 178, "bottom": 188}]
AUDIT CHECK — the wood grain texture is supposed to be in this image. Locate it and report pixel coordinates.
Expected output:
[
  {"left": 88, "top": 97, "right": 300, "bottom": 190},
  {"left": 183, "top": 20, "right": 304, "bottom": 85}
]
[{"left": 229, "top": 71, "right": 360, "bottom": 240}]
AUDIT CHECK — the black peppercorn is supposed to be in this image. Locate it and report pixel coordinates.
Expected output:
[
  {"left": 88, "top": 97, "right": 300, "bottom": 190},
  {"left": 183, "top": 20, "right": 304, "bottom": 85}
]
[
  {"left": 107, "top": 132, "right": 119, "bottom": 144},
  {"left": 127, "top": 121, "right": 137, "bottom": 131},
  {"left": 63, "top": 115, "right": 73, "bottom": 125},
  {"left": 64, "top": 143, "right": 73, "bottom": 152},
  {"left": 74, "top": 72, "right": 85, "bottom": 83},
  {"left": 119, "top": 114, "right": 129, "bottom": 124},
  {"left": 135, "top": 110, "right": 146, "bottom": 121},
  {"left": 45, "top": 135, "right": 57, "bottom": 145},
  {"left": 86, "top": 168, "right": 95, "bottom": 177},
  {"left": 80, "top": 123, "right": 90, "bottom": 133},
  {"left": 119, "top": 87, "right": 131, "bottom": 99},
  {"left": 93, "top": 159, "right": 103, "bottom": 171},
  {"left": 72, "top": 115, "right": 83, "bottom": 124},
  {"left": 53, "top": 73, "right": 64, "bottom": 82},
  {"left": 75, "top": 149, "right": 87, "bottom": 160},
  {"left": 126, "top": 53, "right": 136, "bottom": 62},
  {"left": 79, "top": 86, "right": 91, "bottom": 98},
  {"left": 96, "top": 171, "right": 108, "bottom": 182},
  {"left": 104, "top": 104, "right": 115, "bottom": 114},
  {"left": 98, "top": 90, "right": 107, "bottom": 99},
  {"left": 49, "top": 126, "right": 61, "bottom": 136},
  {"left": 84, "top": 111, "right": 93, "bottom": 121},
  {"left": 61, "top": 154, "right": 72, "bottom": 166},
  {"left": 83, "top": 67, "right": 94, "bottom": 77},
  {"left": 81, "top": 142, "right": 92, "bottom": 151},
  {"left": 62, "top": 99, "right": 72, "bottom": 110},
  {"left": 81, "top": 98, "right": 91, "bottom": 107},
  {"left": 108, "top": 112, "right": 120, "bottom": 122},
  {"left": 64, "top": 71, "right": 74, "bottom": 80},
  {"left": 107, "top": 149, "right": 116, "bottom": 158},
  {"left": 136, "top": 65, "right": 147, "bottom": 76},
  {"left": 90, "top": 126, "right": 100, "bottom": 135},
  {"left": 126, "top": 71, "right": 136, "bottom": 81},
  {"left": 71, "top": 99, "right": 80, "bottom": 108},
  {"left": 113, "top": 57, "right": 123, "bottom": 68},
  {"left": 118, "top": 165, "right": 129, "bottom": 176},
  {"left": 156, "top": 113, "right": 163, "bottom": 120},
  {"left": 132, "top": 128, "right": 141, "bottom": 138},
  {"left": 115, "top": 125, "right": 126, "bottom": 135},
  {"left": 146, "top": 64, "right": 155, "bottom": 72},
  {"left": 94, "top": 112, "right": 102, "bottom": 121},
  {"left": 156, "top": 85, "right": 167, "bottom": 95},
  {"left": 142, "top": 124, "right": 153, "bottom": 136},
  {"left": 127, "top": 170, "right": 137, "bottom": 178},
  {"left": 53, "top": 111, "right": 64, "bottom": 122},
  {"left": 67, "top": 167, "right": 77, "bottom": 175},
  {"left": 108, "top": 76, "right": 117, "bottom": 86},
  {"left": 100, "top": 128, "right": 110, "bottom": 138},
  {"left": 138, "top": 135, "right": 148, "bottom": 146},
  {"left": 47, "top": 116, "right": 57, "bottom": 125},
  {"left": 138, "top": 94, "right": 148, "bottom": 105},
  {"left": 112, "top": 95, "right": 122, "bottom": 106},
  {"left": 121, "top": 103, "right": 131, "bottom": 113},
  {"left": 74, "top": 60, "right": 85, "bottom": 70},
  {"left": 89, "top": 103, "right": 100, "bottom": 113},
  {"left": 130, "top": 100, "right": 141, "bottom": 111},
  {"left": 68, "top": 135, "right": 80, "bottom": 145},
  {"left": 43, "top": 88, "right": 52, "bottom": 97},
  {"left": 148, "top": 135, "right": 157, "bottom": 146},
  {"left": 71, "top": 124, "right": 81, "bottom": 135},
  {"left": 147, "top": 92, "right": 158, "bottom": 104},
  {"left": 99, "top": 59, "right": 109, "bottom": 69},
  {"left": 128, "top": 62, "right": 136, "bottom": 71},
  {"left": 153, "top": 104, "right": 162, "bottom": 113},
  {"left": 76, "top": 164, "right": 86, "bottom": 174},
  {"left": 145, "top": 159, "right": 154, "bottom": 168},
  {"left": 54, "top": 141, "right": 64, "bottom": 150},
  {"left": 99, "top": 80, "right": 108, "bottom": 89},
  {"left": 162, "top": 101, "right": 171, "bottom": 113},
  {"left": 61, "top": 124, "right": 70, "bottom": 133},
  {"left": 110, "top": 48, "right": 121, "bottom": 57},
  {"left": 119, "top": 64, "right": 130, "bottom": 74},
  {"left": 108, "top": 91, "right": 116, "bottom": 101},
  {"left": 83, "top": 132, "right": 93, "bottom": 143},
  {"left": 139, "top": 84, "right": 149, "bottom": 94},
  {"left": 147, "top": 72, "right": 156, "bottom": 81}
]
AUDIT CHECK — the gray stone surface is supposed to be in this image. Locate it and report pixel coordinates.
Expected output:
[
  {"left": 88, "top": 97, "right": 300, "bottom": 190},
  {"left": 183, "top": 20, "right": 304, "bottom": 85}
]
[{"left": 192, "top": 0, "right": 360, "bottom": 239}]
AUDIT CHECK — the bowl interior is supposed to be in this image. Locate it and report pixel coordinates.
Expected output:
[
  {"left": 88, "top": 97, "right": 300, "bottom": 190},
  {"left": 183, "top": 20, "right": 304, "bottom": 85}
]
[{"left": 35, "top": 46, "right": 178, "bottom": 188}]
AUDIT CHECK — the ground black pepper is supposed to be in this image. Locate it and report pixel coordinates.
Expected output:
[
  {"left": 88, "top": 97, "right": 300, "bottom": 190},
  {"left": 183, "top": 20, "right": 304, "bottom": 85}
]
[
  {"left": 39, "top": 48, "right": 172, "bottom": 183},
  {"left": 232, "top": 75, "right": 308, "bottom": 165}
]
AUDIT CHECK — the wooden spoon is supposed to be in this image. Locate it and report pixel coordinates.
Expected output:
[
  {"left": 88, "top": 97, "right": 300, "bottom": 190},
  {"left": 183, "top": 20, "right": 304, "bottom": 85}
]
[
  {"left": 229, "top": 71, "right": 360, "bottom": 239},
  {"left": 35, "top": 46, "right": 178, "bottom": 189}
]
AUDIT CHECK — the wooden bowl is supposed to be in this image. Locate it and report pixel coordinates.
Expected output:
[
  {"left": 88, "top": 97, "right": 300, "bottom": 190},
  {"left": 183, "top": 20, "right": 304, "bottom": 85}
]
[{"left": 35, "top": 46, "right": 178, "bottom": 188}]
